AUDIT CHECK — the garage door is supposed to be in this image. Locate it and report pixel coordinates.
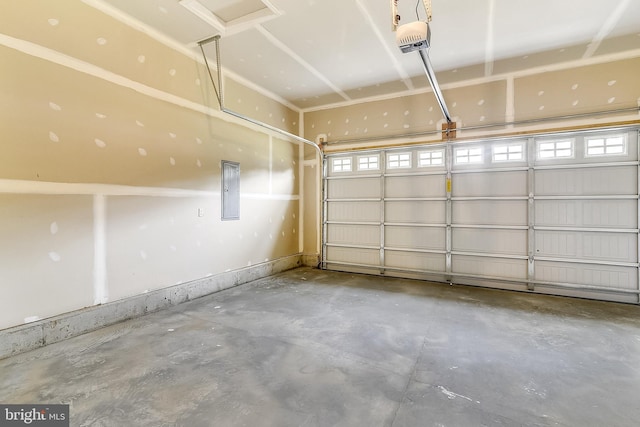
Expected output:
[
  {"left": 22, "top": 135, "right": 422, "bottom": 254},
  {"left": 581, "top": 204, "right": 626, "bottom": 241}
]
[{"left": 322, "top": 127, "right": 640, "bottom": 303}]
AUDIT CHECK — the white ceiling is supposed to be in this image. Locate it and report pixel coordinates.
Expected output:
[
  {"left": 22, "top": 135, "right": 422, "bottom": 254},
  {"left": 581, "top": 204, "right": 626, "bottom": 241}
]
[{"left": 101, "top": 0, "right": 640, "bottom": 110}]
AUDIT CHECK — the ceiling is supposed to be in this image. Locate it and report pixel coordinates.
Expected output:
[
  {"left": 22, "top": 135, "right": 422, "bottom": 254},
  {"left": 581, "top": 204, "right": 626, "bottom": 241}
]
[{"left": 101, "top": 0, "right": 640, "bottom": 111}]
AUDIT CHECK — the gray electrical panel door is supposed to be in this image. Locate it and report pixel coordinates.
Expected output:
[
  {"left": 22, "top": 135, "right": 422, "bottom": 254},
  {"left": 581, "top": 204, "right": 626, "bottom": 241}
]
[{"left": 222, "top": 161, "right": 240, "bottom": 220}]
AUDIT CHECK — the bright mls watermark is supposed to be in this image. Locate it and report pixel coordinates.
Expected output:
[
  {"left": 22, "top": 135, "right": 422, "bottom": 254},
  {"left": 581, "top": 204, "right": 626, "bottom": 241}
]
[{"left": 0, "top": 405, "right": 69, "bottom": 426}]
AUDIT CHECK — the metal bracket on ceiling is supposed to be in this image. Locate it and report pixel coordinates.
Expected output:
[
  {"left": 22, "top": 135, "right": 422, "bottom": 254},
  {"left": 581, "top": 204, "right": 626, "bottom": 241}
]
[
  {"left": 196, "top": 36, "right": 323, "bottom": 155},
  {"left": 198, "top": 35, "right": 223, "bottom": 109},
  {"left": 392, "top": 0, "right": 432, "bottom": 31},
  {"left": 441, "top": 121, "right": 456, "bottom": 140}
]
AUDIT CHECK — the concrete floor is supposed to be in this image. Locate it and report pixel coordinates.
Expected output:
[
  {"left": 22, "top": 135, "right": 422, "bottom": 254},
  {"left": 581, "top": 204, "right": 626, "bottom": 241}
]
[{"left": 1, "top": 267, "right": 640, "bottom": 427}]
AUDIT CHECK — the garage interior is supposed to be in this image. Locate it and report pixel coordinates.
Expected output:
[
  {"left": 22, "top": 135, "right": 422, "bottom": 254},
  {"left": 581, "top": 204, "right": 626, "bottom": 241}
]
[{"left": 1, "top": 0, "right": 640, "bottom": 425}]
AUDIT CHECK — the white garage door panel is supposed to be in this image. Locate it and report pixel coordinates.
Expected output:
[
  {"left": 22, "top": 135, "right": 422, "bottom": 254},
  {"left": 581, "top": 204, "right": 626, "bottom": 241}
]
[
  {"left": 452, "top": 201, "right": 527, "bottom": 226},
  {"left": 385, "top": 175, "right": 446, "bottom": 198},
  {"left": 452, "top": 171, "right": 527, "bottom": 197},
  {"left": 325, "top": 246, "right": 379, "bottom": 266},
  {"left": 386, "top": 201, "right": 446, "bottom": 223},
  {"left": 327, "top": 224, "right": 379, "bottom": 247},
  {"left": 534, "top": 199, "right": 638, "bottom": 228},
  {"left": 385, "top": 250, "right": 446, "bottom": 271},
  {"left": 385, "top": 226, "right": 446, "bottom": 251},
  {"left": 536, "top": 230, "right": 637, "bottom": 263},
  {"left": 534, "top": 287, "right": 638, "bottom": 304},
  {"left": 323, "top": 128, "right": 640, "bottom": 303},
  {"left": 535, "top": 261, "right": 638, "bottom": 290},
  {"left": 453, "top": 229, "right": 527, "bottom": 255},
  {"left": 327, "top": 201, "right": 380, "bottom": 222},
  {"left": 535, "top": 166, "right": 637, "bottom": 196},
  {"left": 453, "top": 255, "right": 527, "bottom": 279},
  {"left": 327, "top": 178, "right": 381, "bottom": 199}
]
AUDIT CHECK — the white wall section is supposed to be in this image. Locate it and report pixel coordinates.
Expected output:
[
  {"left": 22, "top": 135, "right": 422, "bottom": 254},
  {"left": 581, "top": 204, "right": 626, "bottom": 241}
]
[
  {"left": 93, "top": 194, "right": 108, "bottom": 305},
  {"left": 0, "top": 1, "right": 306, "bottom": 331}
]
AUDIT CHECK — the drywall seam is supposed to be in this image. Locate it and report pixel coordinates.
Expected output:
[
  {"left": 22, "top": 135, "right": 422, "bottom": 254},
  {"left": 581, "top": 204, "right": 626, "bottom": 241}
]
[
  {"left": 243, "top": 193, "right": 300, "bottom": 201},
  {"left": 0, "top": 179, "right": 216, "bottom": 197},
  {"left": 80, "top": 0, "right": 190, "bottom": 58},
  {"left": 354, "top": 0, "right": 414, "bottom": 91},
  {"left": 299, "top": 110, "right": 305, "bottom": 141},
  {"left": 301, "top": 49, "right": 640, "bottom": 113},
  {"left": 254, "top": 25, "right": 350, "bottom": 101},
  {"left": 583, "top": 0, "right": 632, "bottom": 59},
  {"left": 484, "top": 0, "right": 496, "bottom": 77},
  {"left": 0, "top": 33, "right": 217, "bottom": 117},
  {"left": 0, "top": 180, "right": 218, "bottom": 197},
  {"left": 0, "top": 254, "right": 302, "bottom": 359},
  {"left": 0, "top": 179, "right": 299, "bottom": 200},
  {"left": 506, "top": 75, "right": 515, "bottom": 125},
  {"left": 81, "top": 0, "right": 300, "bottom": 111},
  {"left": 0, "top": 33, "right": 300, "bottom": 145},
  {"left": 93, "top": 194, "right": 108, "bottom": 305},
  {"left": 269, "top": 136, "right": 274, "bottom": 195}
]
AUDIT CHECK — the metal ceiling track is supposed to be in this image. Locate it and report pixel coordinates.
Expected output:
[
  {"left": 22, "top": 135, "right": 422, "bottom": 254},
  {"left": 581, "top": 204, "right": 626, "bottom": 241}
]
[
  {"left": 197, "top": 35, "right": 322, "bottom": 156},
  {"left": 418, "top": 49, "right": 452, "bottom": 124}
]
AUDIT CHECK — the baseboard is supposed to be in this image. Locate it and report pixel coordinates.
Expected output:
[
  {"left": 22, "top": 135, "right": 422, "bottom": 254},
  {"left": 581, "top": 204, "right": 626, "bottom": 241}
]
[
  {"left": 0, "top": 254, "right": 302, "bottom": 360},
  {"left": 301, "top": 253, "right": 320, "bottom": 267}
]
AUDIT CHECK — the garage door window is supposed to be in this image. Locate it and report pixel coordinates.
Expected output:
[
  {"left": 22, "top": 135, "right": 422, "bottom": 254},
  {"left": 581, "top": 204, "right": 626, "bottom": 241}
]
[
  {"left": 455, "top": 147, "right": 483, "bottom": 164},
  {"left": 537, "top": 139, "right": 573, "bottom": 159},
  {"left": 332, "top": 157, "right": 352, "bottom": 172},
  {"left": 585, "top": 134, "right": 627, "bottom": 156},
  {"left": 358, "top": 155, "right": 379, "bottom": 170},
  {"left": 493, "top": 143, "right": 524, "bottom": 162},
  {"left": 387, "top": 152, "right": 412, "bottom": 169},
  {"left": 418, "top": 149, "right": 444, "bottom": 167}
]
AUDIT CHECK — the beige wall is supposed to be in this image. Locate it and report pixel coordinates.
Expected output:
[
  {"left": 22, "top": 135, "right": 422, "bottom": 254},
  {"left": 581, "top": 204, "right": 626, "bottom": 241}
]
[
  {"left": 300, "top": 49, "right": 640, "bottom": 268},
  {"left": 0, "top": 1, "right": 304, "bottom": 329},
  {"left": 514, "top": 58, "right": 640, "bottom": 121},
  {"left": 304, "top": 57, "right": 640, "bottom": 148}
]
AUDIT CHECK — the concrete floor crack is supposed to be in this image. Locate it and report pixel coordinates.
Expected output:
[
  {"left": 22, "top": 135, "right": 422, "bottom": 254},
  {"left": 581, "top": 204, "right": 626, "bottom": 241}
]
[{"left": 389, "top": 335, "right": 428, "bottom": 427}]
